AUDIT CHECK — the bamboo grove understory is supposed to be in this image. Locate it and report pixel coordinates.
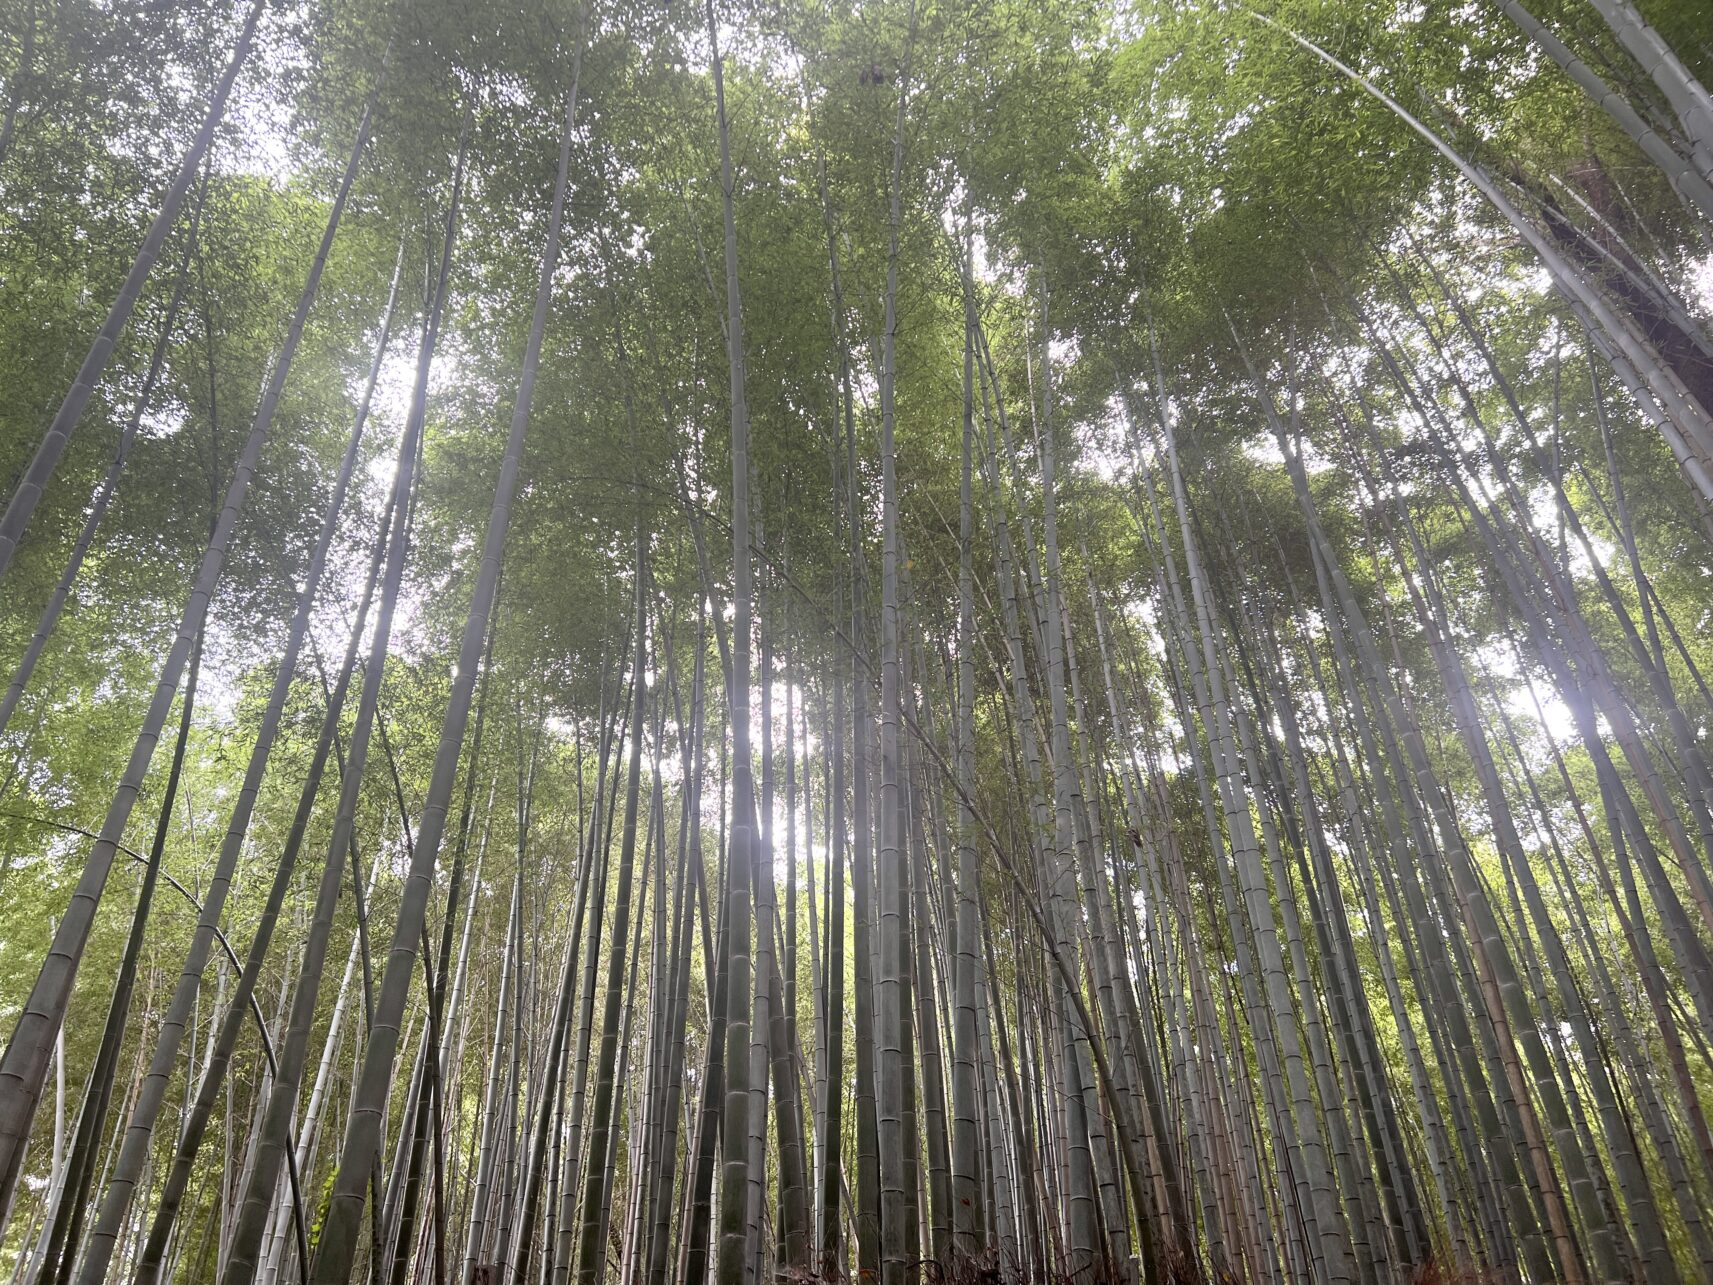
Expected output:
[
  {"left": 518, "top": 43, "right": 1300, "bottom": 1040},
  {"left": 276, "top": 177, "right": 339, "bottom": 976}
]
[{"left": 2, "top": 0, "right": 1713, "bottom": 1282}]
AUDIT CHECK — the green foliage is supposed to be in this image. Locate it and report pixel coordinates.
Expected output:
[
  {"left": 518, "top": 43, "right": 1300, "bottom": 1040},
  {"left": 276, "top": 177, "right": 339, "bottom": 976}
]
[{"left": 5, "top": 0, "right": 1713, "bottom": 1277}]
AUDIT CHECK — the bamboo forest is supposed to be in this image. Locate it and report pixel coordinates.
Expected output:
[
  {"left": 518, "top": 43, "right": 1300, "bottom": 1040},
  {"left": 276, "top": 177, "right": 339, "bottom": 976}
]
[{"left": 9, "top": 0, "right": 1713, "bottom": 1282}]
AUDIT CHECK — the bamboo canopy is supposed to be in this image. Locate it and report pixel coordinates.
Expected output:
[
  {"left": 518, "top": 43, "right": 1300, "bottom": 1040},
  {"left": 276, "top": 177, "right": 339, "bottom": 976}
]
[{"left": 1, "top": 1, "right": 1713, "bottom": 1282}]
